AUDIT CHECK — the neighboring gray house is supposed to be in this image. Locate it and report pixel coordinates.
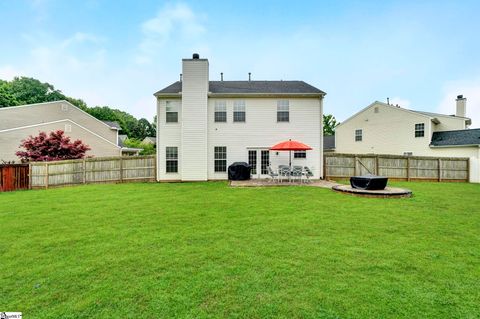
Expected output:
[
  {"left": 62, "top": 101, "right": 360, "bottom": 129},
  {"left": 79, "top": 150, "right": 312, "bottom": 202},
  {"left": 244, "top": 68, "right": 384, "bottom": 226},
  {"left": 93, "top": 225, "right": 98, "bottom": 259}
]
[{"left": 0, "top": 101, "right": 124, "bottom": 162}]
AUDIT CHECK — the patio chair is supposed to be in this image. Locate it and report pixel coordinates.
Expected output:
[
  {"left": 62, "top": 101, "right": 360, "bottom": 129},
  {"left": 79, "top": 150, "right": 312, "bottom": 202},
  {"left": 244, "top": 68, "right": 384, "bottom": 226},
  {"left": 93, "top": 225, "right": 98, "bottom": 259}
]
[
  {"left": 267, "top": 166, "right": 279, "bottom": 183},
  {"left": 303, "top": 166, "right": 314, "bottom": 183},
  {"left": 278, "top": 165, "right": 290, "bottom": 183},
  {"left": 291, "top": 166, "right": 303, "bottom": 183}
]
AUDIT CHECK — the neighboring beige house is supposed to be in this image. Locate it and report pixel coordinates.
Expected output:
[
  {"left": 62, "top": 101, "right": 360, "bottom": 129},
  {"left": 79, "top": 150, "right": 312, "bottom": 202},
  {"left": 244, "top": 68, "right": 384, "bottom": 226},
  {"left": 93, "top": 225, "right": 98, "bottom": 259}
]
[
  {"left": 0, "top": 100, "right": 122, "bottom": 162},
  {"left": 142, "top": 136, "right": 156, "bottom": 145},
  {"left": 155, "top": 54, "right": 325, "bottom": 181},
  {"left": 334, "top": 96, "right": 480, "bottom": 182}
]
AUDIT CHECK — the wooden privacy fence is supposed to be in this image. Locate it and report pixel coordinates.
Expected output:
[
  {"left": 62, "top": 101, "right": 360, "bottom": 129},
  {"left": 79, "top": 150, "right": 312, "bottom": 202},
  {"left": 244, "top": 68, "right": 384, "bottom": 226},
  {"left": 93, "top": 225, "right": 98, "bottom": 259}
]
[
  {"left": 30, "top": 155, "right": 156, "bottom": 188},
  {"left": 324, "top": 153, "right": 469, "bottom": 182},
  {"left": 0, "top": 164, "right": 30, "bottom": 192}
]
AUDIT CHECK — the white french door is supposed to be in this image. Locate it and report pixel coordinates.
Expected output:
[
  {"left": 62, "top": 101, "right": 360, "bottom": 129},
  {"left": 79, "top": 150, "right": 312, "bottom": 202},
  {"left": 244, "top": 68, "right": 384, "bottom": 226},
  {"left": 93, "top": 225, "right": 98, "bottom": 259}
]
[{"left": 248, "top": 149, "right": 270, "bottom": 178}]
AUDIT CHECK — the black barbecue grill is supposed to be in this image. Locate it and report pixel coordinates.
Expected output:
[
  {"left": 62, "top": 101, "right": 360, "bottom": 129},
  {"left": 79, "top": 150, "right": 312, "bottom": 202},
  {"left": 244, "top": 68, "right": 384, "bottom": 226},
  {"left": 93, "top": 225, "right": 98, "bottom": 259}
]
[{"left": 228, "top": 162, "right": 251, "bottom": 180}]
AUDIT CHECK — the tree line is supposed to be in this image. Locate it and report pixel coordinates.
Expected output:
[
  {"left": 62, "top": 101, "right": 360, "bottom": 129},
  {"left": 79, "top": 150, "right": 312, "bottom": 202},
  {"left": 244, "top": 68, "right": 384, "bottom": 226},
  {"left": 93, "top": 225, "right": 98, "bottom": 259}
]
[{"left": 0, "top": 77, "right": 156, "bottom": 140}]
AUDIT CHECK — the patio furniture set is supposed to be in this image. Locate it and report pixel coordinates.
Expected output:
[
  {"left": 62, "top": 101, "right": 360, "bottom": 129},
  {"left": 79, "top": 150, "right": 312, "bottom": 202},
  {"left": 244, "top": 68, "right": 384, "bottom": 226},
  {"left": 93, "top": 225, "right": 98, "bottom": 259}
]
[{"left": 267, "top": 165, "right": 314, "bottom": 183}]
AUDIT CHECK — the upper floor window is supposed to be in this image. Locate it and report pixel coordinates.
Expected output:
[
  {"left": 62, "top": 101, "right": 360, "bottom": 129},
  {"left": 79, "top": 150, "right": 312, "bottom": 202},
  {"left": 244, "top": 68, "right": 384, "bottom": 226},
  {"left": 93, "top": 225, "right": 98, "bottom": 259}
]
[
  {"left": 166, "top": 147, "right": 178, "bottom": 173},
  {"left": 415, "top": 123, "right": 425, "bottom": 137},
  {"left": 355, "top": 129, "right": 362, "bottom": 142},
  {"left": 166, "top": 101, "right": 179, "bottom": 123},
  {"left": 233, "top": 100, "right": 246, "bottom": 122},
  {"left": 214, "top": 146, "right": 227, "bottom": 172},
  {"left": 277, "top": 100, "right": 289, "bottom": 122},
  {"left": 294, "top": 151, "right": 306, "bottom": 159},
  {"left": 214, "top": 101, "right": 227, "bottom": 122}
]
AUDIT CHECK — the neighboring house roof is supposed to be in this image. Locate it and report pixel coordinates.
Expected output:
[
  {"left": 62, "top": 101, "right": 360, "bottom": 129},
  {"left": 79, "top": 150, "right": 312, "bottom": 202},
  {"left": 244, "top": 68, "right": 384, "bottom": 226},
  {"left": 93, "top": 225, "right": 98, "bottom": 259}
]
[
  {"left": 323, "top": 135, "right": 335, "bottom": 150},
  {"left": 430, "top": 129, "right": 480, "bottom": 147},
  {"left": 142, "top": 136, "right": 156, "bottom": 144},
  {"left": 118, "top": 134, "right": 128, "bottom": 147},
  {"left": 154, "top": 81, "right": 325, "bottom": 96},
  {"left": 102, "top": 120, "right": 121, "bottom": 130}
]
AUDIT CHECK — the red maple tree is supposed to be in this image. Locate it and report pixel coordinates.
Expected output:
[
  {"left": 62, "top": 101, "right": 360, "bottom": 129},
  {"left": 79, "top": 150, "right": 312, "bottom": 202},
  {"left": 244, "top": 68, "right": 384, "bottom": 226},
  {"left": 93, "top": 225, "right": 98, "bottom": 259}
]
[{"left": 16, "top": 130, "right": 91, "bottom": 162}]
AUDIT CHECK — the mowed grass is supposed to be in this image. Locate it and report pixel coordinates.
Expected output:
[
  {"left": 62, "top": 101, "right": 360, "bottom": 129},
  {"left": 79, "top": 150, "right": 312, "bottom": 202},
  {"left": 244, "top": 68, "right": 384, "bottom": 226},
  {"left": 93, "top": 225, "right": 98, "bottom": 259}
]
[{"left": 0, "top": 182, "right": 479, "bottom": 318}]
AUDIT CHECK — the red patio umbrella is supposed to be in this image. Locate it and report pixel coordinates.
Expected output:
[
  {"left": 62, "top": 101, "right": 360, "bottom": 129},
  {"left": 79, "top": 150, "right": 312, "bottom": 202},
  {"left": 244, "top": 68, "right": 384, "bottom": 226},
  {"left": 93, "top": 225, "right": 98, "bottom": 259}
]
[{"left": 270, "top": 139, "right": 312, "bottom": 169}]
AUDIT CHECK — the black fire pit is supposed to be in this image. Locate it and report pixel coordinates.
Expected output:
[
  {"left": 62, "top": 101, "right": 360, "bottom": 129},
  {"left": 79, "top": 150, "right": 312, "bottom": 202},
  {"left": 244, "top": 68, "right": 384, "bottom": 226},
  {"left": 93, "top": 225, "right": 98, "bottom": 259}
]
[{"left": 350, "top": 174, "right": 388, "bottom": 190}]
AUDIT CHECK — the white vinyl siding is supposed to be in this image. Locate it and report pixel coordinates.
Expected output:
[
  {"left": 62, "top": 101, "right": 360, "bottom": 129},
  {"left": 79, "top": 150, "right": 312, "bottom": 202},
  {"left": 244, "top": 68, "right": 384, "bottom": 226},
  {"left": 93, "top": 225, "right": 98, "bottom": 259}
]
[{"left": 207, "top": 97, "right": 323, "bottom": 180}]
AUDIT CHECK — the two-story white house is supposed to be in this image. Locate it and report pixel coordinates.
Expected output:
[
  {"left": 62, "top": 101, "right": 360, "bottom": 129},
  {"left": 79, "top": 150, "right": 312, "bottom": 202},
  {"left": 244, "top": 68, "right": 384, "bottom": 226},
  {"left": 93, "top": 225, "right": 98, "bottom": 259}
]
[
  {"left": 155, "top": 54, "right": 326, "bottom": 181},
  {"left": 334, "top": 97, "right": 480, "bottom": 182}
]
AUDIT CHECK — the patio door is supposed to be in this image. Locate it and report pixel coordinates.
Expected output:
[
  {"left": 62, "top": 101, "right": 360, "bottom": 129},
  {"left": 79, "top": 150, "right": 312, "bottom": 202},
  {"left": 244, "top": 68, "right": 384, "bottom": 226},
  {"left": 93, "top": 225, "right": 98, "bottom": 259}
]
[{"left": 248, "top": 149, "right": 270, "bottom": 178}]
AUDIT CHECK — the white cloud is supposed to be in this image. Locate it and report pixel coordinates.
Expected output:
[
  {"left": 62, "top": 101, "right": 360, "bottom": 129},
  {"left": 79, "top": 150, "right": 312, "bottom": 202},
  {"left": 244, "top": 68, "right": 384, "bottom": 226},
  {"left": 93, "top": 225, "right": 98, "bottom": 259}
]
[
  {"left": 437, "top": 79, "right": 480, "bottom": 128},
  {"left": 136, "top": 2, "right": 206, "bottom": 64}
]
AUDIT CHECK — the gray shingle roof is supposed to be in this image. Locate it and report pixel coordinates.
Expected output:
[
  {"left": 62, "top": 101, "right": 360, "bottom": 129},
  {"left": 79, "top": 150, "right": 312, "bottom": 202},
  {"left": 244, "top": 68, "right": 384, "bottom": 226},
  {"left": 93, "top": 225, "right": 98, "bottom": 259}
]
[
  {"left": 323, "top": 135, "right": 335, "bottom": 150},
  {"left": 430, "top": 129, "right": 480, "bottom": 146},
  {"left": 154, "top": 81, "right": 325, "bottom": 95},
  {"left": 102, "top": 120, "right": 121, "bottom": 130}
]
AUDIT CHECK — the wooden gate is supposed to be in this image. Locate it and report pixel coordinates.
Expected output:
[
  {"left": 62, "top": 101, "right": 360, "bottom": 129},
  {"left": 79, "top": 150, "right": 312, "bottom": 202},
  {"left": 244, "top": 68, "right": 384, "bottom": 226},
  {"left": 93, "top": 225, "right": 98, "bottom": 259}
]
[{"left": 0, "top": 164, "right": 30, "bottom": 192}]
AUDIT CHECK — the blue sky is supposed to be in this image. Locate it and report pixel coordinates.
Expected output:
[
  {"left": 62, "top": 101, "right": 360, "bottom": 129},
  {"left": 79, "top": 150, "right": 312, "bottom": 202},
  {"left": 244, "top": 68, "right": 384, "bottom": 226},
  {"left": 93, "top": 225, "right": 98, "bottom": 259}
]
[{"left": 1, "top": 0, "right": 479, "bottom": 127}]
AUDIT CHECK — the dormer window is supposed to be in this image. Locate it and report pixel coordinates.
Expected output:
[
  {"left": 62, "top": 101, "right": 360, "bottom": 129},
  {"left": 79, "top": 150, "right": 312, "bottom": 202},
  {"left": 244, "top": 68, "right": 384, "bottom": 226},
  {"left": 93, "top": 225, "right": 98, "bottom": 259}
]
[{"left": 415, "top": 123, "right": 425, "bottom": 137}]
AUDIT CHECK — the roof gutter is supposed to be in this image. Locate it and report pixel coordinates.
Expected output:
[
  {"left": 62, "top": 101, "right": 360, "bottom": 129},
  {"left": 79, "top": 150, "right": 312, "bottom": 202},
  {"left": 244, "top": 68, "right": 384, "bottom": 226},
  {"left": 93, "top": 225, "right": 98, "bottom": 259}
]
[{"left": 429, "top": 144, "right": 480, "bottom": 148}]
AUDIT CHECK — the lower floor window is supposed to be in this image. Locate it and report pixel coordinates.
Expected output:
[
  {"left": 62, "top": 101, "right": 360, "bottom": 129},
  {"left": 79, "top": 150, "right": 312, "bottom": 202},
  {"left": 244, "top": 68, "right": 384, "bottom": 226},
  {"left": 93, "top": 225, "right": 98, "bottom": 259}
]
[
  {"left": 166, "top": 147, "right": 178, "bottom": 173},
  {"left": 294, "top": 150, "right": 306, "bottom": 158},
  {"left": 214, "top": 146, "right": 227, "bottom": 172}
]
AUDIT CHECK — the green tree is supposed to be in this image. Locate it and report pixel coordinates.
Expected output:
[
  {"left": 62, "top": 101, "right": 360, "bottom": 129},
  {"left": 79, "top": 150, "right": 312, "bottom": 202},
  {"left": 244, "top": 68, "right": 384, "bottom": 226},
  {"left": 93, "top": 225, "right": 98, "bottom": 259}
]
[
  {"left": 323, "top": 114, "right": 339, "bottom": 136},
  {"left": 123, "top": 138, "right": 156, "bottom": 155}
]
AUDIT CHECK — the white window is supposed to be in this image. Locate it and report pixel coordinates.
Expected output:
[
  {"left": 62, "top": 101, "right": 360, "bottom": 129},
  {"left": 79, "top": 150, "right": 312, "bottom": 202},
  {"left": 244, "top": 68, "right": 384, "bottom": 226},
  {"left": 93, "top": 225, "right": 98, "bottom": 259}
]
[
  {"left": 294, "top": 151, "right": 306, "bottom": 159},
  {"left": 214, "top": 146, "right": 227, "bottom": 172},
  {"left": 233, "top": 100, "right": 246, "bottom": 122},
  {"left": 277, "top": 100, "right": 289, "bottom": 122},
  {"left": 214, "top": 101, "right": 227, "bottom": 122},
  {"left": 415, "top": 123, "right": 425, "bottom": 137},
  {"left": 64, "top": 124, "right": 72, "bottom": 133},
  {"left": 166, "top": 101, "right": 179, "bottom": 123},
  {"left": 166, "top": 147, "right": 178, "bottom": 173},
  {"left": 355, "top": 129, "right": 362, "bottom": 142}
]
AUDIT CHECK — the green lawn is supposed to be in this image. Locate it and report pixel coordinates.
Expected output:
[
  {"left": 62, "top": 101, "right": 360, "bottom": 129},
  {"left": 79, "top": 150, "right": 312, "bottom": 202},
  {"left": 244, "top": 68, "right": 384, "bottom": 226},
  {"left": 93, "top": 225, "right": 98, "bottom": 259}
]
[{"left": 1, "top": 182, "right": 479, "bottom": 318}]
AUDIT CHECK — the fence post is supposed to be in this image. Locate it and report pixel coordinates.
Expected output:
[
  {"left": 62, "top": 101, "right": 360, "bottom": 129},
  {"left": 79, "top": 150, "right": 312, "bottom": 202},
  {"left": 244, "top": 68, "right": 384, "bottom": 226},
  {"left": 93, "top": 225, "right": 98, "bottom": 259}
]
[
  {"left": 375, "top": 156, "right": 379, "bottom": 175},
  {"left": 323, "top": 155, "right": 327, "bottom": 180},
  {"left": 466, "top": 158, "right": 470, "bottom": 183},
  {"left": 28, "top": 164, "right": 32, "bottom": 190},
  {"left": 44, "top": 162, "right": 49, "bottom": 189},
  {"left": 354, "top": 156, "right": 358, "bottom": 176},
  {"left": 406, "top": 157, "right": 410, "bottom": 181},
  {"left": 438, "top": 158, "right": 442, "bottom": 182},
  {"left": 119, "top": 157, "right": 124, "bottom": 183},
  {"left": 83, "top": 158, "right": 87, "bottom": 184}
]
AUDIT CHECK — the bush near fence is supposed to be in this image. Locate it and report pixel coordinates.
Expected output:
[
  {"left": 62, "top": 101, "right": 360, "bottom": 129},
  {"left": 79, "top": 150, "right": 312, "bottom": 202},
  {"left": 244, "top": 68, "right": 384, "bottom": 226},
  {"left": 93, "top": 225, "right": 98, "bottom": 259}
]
[
  {"left": 324, "top": 153, "right": 469, "bottom": 182},
  {"left": 30, "top": 155, "right": 156, "bottom": 188}
]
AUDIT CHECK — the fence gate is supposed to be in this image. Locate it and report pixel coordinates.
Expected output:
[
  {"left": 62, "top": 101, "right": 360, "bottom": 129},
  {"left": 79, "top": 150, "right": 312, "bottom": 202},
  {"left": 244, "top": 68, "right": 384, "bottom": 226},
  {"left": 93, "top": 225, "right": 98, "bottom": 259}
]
[{"left": 0, "top": 164, "right": 30, "bottom": 192}]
